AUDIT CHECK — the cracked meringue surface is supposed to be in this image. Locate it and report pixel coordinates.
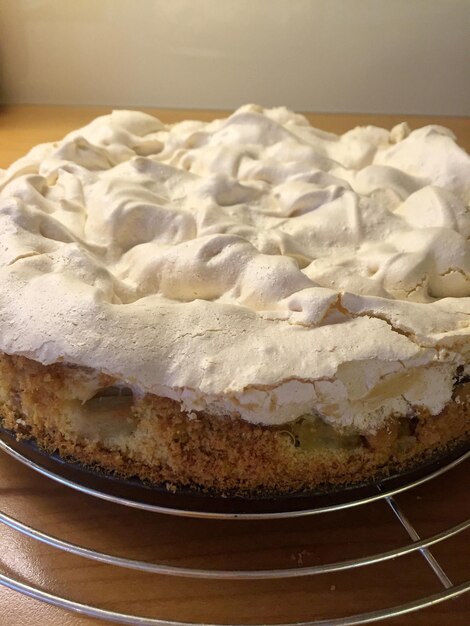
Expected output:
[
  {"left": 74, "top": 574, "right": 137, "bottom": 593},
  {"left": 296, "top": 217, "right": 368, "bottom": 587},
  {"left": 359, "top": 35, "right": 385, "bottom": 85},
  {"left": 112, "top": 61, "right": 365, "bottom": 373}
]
[{"left": 0, "top": 105, "right": 469, "bottom": 433}]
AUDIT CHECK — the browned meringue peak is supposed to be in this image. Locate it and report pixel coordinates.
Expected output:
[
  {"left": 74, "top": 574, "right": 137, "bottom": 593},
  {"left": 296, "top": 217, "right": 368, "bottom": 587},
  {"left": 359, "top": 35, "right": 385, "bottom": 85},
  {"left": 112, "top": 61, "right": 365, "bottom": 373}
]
[{"left": 0, "top": 105, "right": 469, "bottom": 431}]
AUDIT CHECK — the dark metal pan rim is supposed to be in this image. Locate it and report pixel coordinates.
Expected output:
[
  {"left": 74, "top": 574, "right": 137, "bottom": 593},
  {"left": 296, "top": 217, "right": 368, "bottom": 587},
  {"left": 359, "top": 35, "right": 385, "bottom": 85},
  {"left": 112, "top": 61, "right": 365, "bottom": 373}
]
[{"left": 0, "top": 427, "right": 468, "bottom": 519}]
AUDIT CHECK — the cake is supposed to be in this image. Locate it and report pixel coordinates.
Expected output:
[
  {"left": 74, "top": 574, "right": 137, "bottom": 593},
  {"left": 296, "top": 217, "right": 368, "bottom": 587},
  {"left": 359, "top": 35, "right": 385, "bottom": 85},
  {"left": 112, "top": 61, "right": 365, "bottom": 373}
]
[{"left": 0, "top": 105, "right": 468, "bottom": 495}]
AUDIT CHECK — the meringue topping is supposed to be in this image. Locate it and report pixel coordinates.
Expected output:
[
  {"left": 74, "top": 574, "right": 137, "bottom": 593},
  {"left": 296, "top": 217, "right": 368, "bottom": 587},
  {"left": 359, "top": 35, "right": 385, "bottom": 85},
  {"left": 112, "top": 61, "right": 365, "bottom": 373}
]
[{"left": 0, "top": 105, "right": 469, "bottom": 432}]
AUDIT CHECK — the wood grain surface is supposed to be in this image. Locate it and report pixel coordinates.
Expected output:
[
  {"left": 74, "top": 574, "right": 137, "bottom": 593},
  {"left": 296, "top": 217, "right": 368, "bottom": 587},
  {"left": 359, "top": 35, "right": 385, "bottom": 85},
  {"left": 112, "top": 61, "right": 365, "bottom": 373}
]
[{"left": 0, "top": 106, "right": 469, "bottom": 626}]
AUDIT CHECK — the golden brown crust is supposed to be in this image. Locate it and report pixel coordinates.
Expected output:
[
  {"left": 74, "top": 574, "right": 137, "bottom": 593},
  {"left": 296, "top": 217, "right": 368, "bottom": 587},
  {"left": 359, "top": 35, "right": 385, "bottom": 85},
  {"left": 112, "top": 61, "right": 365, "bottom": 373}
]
[{"left": 0, "top": 353, "right": 468, "bottom": 495}]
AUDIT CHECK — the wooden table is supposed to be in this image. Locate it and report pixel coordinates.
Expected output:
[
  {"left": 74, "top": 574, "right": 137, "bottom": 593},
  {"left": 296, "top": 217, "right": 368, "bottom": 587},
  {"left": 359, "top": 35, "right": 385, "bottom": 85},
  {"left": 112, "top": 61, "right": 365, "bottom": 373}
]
[{"left": 0, "top": 106, "right": 469, "bottom": 626}]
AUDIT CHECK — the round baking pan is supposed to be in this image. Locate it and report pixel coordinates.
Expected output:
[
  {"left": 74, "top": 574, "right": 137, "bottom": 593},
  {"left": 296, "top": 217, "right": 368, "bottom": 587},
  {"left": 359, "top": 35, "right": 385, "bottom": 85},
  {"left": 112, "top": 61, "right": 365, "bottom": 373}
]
[{"left": 0, "top": 426, "right": 468, "bottom": 519}]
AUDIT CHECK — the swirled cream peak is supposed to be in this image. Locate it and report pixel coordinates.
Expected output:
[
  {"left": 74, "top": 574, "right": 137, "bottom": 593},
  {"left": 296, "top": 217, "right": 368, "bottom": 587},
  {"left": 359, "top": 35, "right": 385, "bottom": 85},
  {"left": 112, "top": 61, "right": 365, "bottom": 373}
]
[{"left": 0, "top": 105, "right": 469, "bottom": 432}]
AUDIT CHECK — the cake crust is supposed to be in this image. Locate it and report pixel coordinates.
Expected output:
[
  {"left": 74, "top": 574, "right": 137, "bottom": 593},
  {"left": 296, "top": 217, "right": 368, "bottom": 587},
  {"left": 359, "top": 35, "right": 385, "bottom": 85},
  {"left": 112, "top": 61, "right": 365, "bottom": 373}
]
[{"left": 1, "top": 353, "right": 468, "bottom": 494}]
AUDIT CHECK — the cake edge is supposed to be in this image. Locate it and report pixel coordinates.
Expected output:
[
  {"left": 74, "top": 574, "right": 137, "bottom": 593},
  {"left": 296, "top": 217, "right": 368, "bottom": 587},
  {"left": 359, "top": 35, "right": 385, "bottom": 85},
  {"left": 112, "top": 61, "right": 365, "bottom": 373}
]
[{"left": 0, "top": 352, "right": 468, "bottom": 495}]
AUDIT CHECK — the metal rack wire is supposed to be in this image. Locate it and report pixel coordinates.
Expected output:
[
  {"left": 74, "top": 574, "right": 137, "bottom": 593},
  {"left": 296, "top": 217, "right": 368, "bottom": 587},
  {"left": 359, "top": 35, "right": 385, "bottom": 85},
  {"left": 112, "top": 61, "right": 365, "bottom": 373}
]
[{"left": 0, "top": 437, "right": 468, "bottom": 625}]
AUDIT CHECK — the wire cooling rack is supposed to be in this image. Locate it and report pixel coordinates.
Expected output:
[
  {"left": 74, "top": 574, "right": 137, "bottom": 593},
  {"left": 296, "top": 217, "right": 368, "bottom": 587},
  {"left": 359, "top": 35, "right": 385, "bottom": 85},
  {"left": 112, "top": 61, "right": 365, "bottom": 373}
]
[{"left": 0, "top": 435, "right": 468, "bottom": 625}]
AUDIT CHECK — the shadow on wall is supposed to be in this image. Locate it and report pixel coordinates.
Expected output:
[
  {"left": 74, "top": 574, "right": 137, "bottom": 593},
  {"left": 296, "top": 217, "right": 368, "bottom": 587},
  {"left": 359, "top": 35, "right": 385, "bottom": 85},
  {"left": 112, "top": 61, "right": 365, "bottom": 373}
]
[
  {"left": 0, "top": 4, "right": 27, "bottom": 106},
  {"left": 0, "top": 12, "right": 5, "bottom": 103},
  {"left": 0, "top": 1, "right": 116, "bottom": 106}
]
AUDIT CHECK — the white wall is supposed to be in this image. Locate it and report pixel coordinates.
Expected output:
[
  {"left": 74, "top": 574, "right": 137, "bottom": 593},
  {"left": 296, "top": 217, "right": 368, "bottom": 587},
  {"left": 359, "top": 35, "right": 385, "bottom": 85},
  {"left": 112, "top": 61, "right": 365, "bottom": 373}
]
[{"left": 1, "top": 0, "right": 469, "bottom": 114}]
